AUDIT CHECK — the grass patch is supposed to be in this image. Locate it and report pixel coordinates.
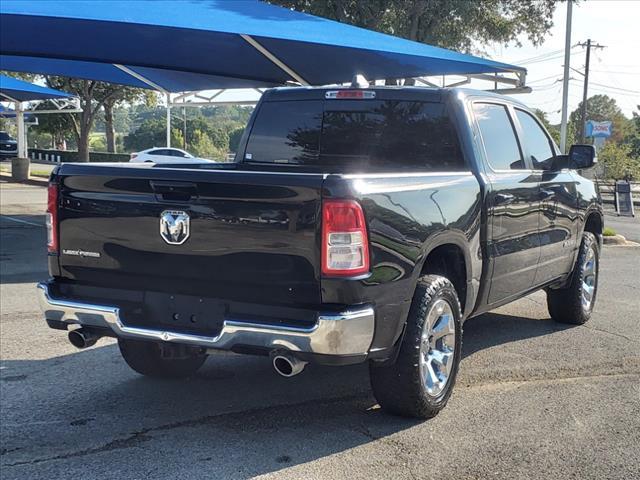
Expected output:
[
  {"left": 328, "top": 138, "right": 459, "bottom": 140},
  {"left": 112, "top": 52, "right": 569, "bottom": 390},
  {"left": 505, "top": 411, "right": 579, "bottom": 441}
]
[
  {"left": 0, "top": 165, "right": 51, "bottom": 178},
  {"left": 603, "top": 227, "right": 617, "bottom": 237}
]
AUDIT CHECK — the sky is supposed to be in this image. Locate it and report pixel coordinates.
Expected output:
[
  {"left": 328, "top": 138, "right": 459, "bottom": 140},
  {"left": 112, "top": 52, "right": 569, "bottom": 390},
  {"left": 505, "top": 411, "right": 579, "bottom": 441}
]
[{"left": 486, "top": 0, "right": 639, "bottom": 123}]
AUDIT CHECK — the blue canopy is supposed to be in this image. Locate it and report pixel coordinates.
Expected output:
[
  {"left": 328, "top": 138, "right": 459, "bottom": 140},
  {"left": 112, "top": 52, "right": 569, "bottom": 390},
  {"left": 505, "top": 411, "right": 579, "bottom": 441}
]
[
  {"left": 0, "top": 74, "right": 74, "bottom": 102},
  {"left": 0, "top": 0, "right": 525, "bottom": 91},
  {"left": 0, "top": 56, "right": 278, "bottom": 92}
]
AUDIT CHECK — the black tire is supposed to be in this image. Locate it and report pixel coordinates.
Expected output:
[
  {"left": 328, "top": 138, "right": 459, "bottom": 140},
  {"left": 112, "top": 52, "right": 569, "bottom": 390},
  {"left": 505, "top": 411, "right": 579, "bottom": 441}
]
[
  {"left": 547, "top": 232, "right": 600, "bottom": 325},
  {"left": 370, "top": 275, "right": 462, "bottom": 419},
  {"left": 118, "top": 339, "right": 207, "bottom": 378}
]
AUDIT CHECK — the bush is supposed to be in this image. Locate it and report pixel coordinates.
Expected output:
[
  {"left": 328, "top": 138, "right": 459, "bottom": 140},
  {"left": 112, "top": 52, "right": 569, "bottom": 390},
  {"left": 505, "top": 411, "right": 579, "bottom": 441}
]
[
  {"left": 603, "top": 227, "right": 617, "bottom": 237},
  {"left": 189, "top": 129, "right": 225, "bottom": 160},
  {"left": 89, "top": 135, "right": 107, "bottom": 152},
  {"left": 228, "top": 126, "right": 245, "bottom": 152},
  {"left": 598, "top": 142, "right": 640, "bottom": 180}
]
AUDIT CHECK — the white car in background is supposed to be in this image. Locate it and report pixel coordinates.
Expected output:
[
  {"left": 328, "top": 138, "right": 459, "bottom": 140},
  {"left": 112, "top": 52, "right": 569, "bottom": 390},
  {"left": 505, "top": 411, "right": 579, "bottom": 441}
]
[{"left": 129, "top": 147, "right": 212, "bottom": 164}]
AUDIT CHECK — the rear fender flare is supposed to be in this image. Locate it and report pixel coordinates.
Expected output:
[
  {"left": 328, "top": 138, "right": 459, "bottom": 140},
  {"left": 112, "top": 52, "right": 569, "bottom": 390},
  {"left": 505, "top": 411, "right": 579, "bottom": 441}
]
[{"left": 415, "top": 230, "right": 478, "bottom": 319}]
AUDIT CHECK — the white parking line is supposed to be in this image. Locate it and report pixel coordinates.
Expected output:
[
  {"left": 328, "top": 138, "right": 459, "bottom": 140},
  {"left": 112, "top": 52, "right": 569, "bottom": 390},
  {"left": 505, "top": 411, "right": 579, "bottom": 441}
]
[{"left": 0, "top": 215, "right": 43, "bottom": 227}]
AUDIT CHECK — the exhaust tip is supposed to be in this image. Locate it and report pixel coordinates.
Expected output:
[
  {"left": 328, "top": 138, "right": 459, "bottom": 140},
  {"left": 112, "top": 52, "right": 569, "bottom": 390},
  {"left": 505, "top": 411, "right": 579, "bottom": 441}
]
[
  {"left": 271, "top": 352, "right": 307, "bottom": 378},
  {"left": 68, "top": 329, "right": 97, "bottom": 349},
  {"left": 273, "top": 356, "right": 294, "bottom": 377}
]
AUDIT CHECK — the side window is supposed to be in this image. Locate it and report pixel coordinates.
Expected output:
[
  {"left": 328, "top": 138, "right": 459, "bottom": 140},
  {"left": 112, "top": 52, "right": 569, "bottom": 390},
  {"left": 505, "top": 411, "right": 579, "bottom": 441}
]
[
  {"left": 515, "top": 109, "right": 555, "bottom": 170},
  {"left": 150, "top": 149, "right": 167, "bottom": 156},
  {"left": 473, "top": 103, "right": 524, "bottom": 171}
]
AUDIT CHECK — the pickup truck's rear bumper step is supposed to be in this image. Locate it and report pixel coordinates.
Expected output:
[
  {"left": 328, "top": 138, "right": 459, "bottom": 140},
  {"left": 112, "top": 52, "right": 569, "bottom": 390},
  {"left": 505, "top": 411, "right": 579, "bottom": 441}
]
[{"left": 37, "top": 283, "right": 375, "bottom": 357}]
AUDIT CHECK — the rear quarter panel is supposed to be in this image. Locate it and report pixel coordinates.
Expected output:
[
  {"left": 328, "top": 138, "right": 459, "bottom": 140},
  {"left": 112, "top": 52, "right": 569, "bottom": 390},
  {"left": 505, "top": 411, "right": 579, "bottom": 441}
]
[{"left": 322, "top": 172, "right": 482, "bottom": 354}]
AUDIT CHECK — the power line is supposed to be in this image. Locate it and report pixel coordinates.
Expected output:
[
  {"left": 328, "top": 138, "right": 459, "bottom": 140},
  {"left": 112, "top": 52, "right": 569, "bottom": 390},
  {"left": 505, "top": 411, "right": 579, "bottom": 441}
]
[
  {"left": 588, "top": 81, "right": 639, "bottom": 94},
  {"left": 589, "top": 69, "right": 640, "bottom": 75}
]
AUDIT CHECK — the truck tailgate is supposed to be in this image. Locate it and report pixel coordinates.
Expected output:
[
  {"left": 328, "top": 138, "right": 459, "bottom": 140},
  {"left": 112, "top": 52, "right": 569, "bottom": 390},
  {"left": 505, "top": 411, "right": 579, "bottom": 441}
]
[{"left": 55, "top": 165, "right": 323, "bottom": 308}]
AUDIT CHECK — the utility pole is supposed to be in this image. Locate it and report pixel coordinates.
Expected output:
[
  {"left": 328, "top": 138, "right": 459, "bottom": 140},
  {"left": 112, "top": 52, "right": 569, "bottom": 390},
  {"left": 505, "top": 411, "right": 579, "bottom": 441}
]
[
  {"left": 577, "top": 39, "right": 606, "bottom": 143},
  {"left": 559, "top": 0, "right": 572, "bottom": 153},
  {"left": 166, "top": 92, "right": 171, "bottom": 148},
  {"left": 183, "top": 106, "right": 187, "bottom": 150}
]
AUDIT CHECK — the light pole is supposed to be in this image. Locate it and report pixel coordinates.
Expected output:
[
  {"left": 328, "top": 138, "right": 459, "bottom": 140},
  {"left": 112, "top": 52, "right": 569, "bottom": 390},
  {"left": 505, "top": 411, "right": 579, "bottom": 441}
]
[{"left": 559, "top": 0, "right": 572, "bottom": 153}]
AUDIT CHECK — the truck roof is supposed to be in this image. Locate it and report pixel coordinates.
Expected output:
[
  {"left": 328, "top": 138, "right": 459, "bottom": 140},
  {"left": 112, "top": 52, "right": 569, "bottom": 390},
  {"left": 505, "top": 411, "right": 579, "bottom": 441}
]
[{"left": 261, "top": 85, "right": 529, "bottom": 109}]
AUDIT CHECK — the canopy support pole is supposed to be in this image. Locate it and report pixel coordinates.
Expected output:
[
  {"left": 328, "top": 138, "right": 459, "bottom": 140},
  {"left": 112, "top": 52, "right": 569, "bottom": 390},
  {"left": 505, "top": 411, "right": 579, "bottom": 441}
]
[
  {"left": 166, "top": 93, "right": 171, "bottom": 148},
  {"left": 240, "top": 34, "right": 310, "bottom": 86},
  {"left": 16, "top": 102, "right": 26, "bottom": 158},
  {"left": 4, "top": 98, "right": 27, "bottom": 158}
]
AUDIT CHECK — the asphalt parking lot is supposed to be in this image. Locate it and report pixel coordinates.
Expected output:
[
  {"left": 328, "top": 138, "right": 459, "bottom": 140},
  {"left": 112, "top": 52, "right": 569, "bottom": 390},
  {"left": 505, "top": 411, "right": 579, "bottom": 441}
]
[{"left": 1, "top": 180, "right": 639, "bottom": 480}]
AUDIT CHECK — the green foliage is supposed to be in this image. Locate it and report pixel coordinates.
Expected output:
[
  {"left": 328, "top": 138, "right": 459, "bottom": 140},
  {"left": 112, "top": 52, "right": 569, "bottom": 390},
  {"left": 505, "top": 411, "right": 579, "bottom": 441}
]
[
  {"left": 89, "top": 134, "right": 107, "bottom": 152},
  {"left": 623, "top": 108, "right": 640, "bottom": 159},
  {"left": 569, "top": 94, "right": 630, "bottom": 144},
  {"left": 533, "top": 109, "right": 560, "bottom": 146},
  {"left": 603, "top": 227, "right": 616, "bottom": 237},
  {"left": 598, "top": 142, "right": 640, "bottom": 180},
  {"left": 269, "top": 0, "right": 558, "bottom": 52},
  {"left": 29, "top": 100, "right": 77, "bottom": 147},
  {"left": 189, "top": 129, "right": 225, "bottom": 160},
  {"left": 123, "top": 118, "right": 182, "bottom": 152},
  {"left": 228, "top": 126, "right": 245, "bottom": 152}
]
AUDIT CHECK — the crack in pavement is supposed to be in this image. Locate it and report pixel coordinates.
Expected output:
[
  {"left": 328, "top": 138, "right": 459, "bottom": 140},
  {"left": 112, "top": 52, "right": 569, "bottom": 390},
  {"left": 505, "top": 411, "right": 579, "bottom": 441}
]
[
  {"left": 1, "top": 393, "right": 369, "bottom": 468},
  {"left": 3, "top": 370, "right": 640, "bottom": 468},
  {"left": 580, "top": 324, "right": 638, "bottom": 343}
]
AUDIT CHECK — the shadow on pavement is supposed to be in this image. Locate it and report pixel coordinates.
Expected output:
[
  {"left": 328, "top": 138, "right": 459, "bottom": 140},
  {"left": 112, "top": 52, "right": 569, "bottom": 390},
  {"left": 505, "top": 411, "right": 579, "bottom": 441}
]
[
  {"left": 462, "top": 311, "right": 574, "bottom": 358},
  {"left": 0, "top": 214, "right": 47, "bottom": 284},
  {"left": 0, "top": 308, "right": 575, "bottom": 477}
]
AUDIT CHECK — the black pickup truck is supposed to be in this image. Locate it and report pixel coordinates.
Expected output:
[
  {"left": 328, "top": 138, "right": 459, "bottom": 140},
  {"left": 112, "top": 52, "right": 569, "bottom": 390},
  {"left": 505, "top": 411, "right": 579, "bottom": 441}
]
[{"left": 38, "top": 86, "right": 602, "bottom": 418}]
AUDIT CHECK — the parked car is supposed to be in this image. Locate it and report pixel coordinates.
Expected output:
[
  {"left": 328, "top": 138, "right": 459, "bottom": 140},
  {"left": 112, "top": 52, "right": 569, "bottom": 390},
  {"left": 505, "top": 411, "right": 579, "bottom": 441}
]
[
  {"left": 0, "top": 131, "right": 18, "bottom": 158},
  {"left": 39, "top": 86, "right": 602, "bottom": 418},
  {"left": 130, "top": 147, "right": 211, "bottom": 163}
]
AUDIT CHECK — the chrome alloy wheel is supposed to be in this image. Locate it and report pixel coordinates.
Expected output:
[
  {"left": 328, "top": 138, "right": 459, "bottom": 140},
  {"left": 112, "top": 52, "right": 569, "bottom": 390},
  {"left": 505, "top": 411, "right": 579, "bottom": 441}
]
[
  {"left": 581, "top": 244, "right": 597, "bottom": 312},
  {"left": 419, "top": 299, "right": 456, "bottom": 397}
]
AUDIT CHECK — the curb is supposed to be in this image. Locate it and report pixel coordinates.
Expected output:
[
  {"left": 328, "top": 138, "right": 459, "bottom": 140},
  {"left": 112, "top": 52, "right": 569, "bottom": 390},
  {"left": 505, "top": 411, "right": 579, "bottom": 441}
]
[
  {"left": 603, "top": 234, "right": 640, "bottom": 247},
  {"left": 0, "top": 173, "right": 49, "bottom": 187}
]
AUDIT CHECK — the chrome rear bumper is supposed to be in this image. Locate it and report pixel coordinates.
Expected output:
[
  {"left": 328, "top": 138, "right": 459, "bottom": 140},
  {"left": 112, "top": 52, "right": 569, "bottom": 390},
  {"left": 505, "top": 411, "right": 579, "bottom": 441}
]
[{"left": 37, "top": 283, "right": 375, "bottom": 357}]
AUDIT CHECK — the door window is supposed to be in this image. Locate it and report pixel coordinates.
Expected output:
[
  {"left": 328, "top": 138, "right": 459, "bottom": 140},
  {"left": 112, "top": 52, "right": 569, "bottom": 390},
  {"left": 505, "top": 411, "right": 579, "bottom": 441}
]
[
  {"left": 515, "top": 109, "right": 556, "bottom": 170},
  {"left": 149, "top": 149, "right": 169, "bottom": 156},
  {"left": 473, "top": 103, "right": 524, "bottom": 171}
]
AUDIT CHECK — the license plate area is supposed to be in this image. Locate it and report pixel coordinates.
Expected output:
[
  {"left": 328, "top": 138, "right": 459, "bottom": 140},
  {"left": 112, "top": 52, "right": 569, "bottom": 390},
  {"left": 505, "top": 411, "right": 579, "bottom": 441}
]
[{"left": 142, "top": 292, "right": 226, "bottom": 337}]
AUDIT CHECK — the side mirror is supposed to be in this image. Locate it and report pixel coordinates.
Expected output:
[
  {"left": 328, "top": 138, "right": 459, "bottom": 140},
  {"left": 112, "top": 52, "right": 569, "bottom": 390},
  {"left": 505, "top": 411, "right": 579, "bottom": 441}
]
[{"left": 568, "top": 144, "right": 597, "bottom": 170}]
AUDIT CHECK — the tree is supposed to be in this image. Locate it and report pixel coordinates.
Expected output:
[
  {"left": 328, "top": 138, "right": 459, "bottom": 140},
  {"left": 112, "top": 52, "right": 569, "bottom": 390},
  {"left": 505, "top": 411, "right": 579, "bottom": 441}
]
[
  {"left": 598, "top": 142, "right": 640, "bottom": 180},
  {"left": 569, "top": 94, "right": 630, "bottom": 145},
  {"left": 30, "top": 101, "right": 77, "bottom": 148},
  {"left": 189, "top": 129, "right": 225, "bottom": 160},
  {"left": 623, "top": 106, "right": 640, "bottom": 159},
  {"left": 228, "top": 126, "right": 245, "bottom": 152},
  {"left": 102, "top": 89, "right": 156, "bottom": 153},
  {"left": 533, "top": 108, "right": 560, "bottom": 146},
  {"left": 44, "top": 77, "right": 136, "bottom": 161},
  {"left": 123, "top": 118, "right": 182, "bottom": 152},
  {"left": 270, "top": 0, "right": 558, "bottom": 52}
]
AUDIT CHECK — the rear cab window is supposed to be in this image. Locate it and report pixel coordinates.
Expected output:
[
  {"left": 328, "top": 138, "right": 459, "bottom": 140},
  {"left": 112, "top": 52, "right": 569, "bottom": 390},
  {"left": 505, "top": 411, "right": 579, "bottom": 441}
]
[{"left": 243, "top": 93, "right": 466, "bottom": 172}]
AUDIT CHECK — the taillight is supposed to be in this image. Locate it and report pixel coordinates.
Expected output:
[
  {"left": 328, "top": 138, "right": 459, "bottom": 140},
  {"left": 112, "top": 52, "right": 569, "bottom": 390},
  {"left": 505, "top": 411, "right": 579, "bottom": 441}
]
[
  {"left": 130, "top": 153, "right": 138, "bottom": 160},
  {"left": 46, "top": 182, "right": 58, "bottom": 253},
  {"left": 321, "top": 200, "right": 369, "bottom": 277}
]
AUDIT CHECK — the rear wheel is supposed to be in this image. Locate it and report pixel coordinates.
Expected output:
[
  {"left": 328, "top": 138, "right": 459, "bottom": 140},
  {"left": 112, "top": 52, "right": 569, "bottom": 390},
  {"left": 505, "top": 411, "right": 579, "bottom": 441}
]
[
  {"left": 118, "top": 339, "right": 207, "bottom": 378},
  {"left": 370, "top": 275, "right": 462, "bottom": 419},
  {"left": 547, "top": 232, "right": 599, "bottom": 325}
]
